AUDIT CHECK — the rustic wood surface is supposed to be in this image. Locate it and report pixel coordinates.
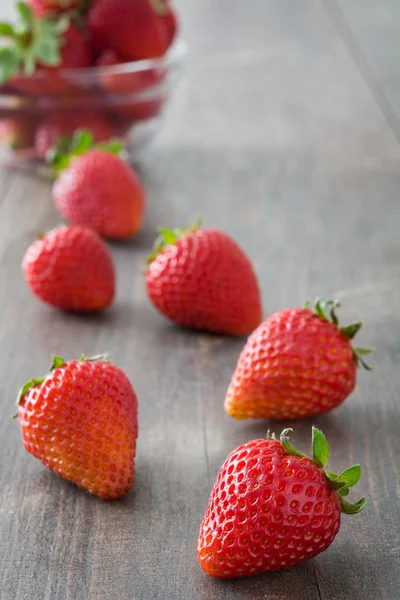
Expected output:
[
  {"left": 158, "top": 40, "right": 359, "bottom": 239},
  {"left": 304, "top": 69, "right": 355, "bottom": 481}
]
[{"left": 0, "top": 1, "right": 399, "bottom": 599}]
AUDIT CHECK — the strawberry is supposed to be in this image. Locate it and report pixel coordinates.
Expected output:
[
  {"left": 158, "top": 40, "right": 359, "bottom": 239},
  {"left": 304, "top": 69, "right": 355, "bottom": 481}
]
[
  {"left": 97, "top": 52, "right": 166, "bottom": 122},
  {"left": 28, "top": 0, "right": 81, "bottom": 18},
  {"left": 160, "top": 2, "right": 178, "bottom": 48},
  {"left": 17, "top": 354, "right": 138, "bottom": 500},
  {"left": 0, "top": 5, "right": 93, "bottom": 93},
  {"left": 22, "top": 225, "right": 115, "bottom": 312},
  {"left": 52, "top": 133, "right": 145, "bottom": 239},
  {"left": 0, "top": 117, "right": 38, "bottom": 151},
  {"left": 225, "top": 298, "right": 372, "bottom": 421},
  {"left": 198, "top": 427, "right": 365, "bottom": 578},
  {"left": 35, "top": 112, "right": 112, "bottom": 159},
  {"left": 145, "top": 224, "right": 262, "bottom": 335},
  {"left": 87, "top": 0, "right": 170, "bottom": 61}
]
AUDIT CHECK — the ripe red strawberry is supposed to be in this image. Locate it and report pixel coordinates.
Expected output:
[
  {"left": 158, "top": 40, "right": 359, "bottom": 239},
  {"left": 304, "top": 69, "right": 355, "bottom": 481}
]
[
  {"left": 22, "top": 226, "right": 115, "bottom": 312},
  {"left": 28, "top": 0, "right": 81, "bottom": 17},
  {"left": 97, "top": 52, "right": 166, "bottom": 121},
  {"left": 0, "top": 117, "right": 38, "bottom": 151},
  {"left": 145, "top": 224, "right": 262, "bottom": 335},
  {"left": 225, "top": 298, "right": 372, "bottom": 421},
  {"left": 53, "top": 149, "right": 146, "bottom": 239},
  {"left": 17, "top": 354, "right": 138, "bottom": 500},
  {"left": 198, "top": 427, "right": 365, "bottom": 578},
  {"left": 87, "top": 0, "right": 170, "bottom": 61},
  {"left": 35, "top": 112, "right": 112, "bottom": 159}
]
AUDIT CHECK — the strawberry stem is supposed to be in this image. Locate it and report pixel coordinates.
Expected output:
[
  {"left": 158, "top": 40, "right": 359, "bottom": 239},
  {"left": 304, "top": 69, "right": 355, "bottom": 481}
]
[{"left": 279, "top": 427, "right": 366, "bottom": 515}]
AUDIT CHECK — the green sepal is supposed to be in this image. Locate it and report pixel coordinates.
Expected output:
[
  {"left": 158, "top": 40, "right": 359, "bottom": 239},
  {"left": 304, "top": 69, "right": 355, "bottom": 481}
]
[
  {"left": 280, "top": 428, "right": 306, "bottom": 459},
  {"left": 16, "top": 2, "right": 33, "bottom": 25},
  {"left": 0, "top": 47, "right": 19, "bottom": 84},
  {"left": 305, "top": 297, "right": 373, "bottom": 370},
  {"left": 0, "top": 2, "right": 69, "bottom": 84},
  {"left": 146, "top": 218, "right": 202, "bottom": 265},
  {"left": 16, "top": 377, "right": 46, "bottom": 405},
  {"left": 340, "top": 322, "right": 362, "bottom": 340},
  {"left": 311, "top": 426, "right": 329, "bottom": 468},
  {"left": 340, "top": 496, "right": 366, "bottom": 515},
  {"left": 46, "top": 129, "right": 125, "bottom": 175},
  {"left": 278, "top": 428, "right": 366, "bottom": 517},
  {"left": 335, "top": 464, "right": 361, "bottom": 488},
  {"left": 50, "top": 355, "right": 66, "bottom": 371}
]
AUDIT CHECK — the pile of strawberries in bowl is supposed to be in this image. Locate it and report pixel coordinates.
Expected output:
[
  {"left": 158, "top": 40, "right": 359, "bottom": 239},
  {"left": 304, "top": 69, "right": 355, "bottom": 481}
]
[{"left": 0, "top": 0, "right": 184, "bottom": 166}]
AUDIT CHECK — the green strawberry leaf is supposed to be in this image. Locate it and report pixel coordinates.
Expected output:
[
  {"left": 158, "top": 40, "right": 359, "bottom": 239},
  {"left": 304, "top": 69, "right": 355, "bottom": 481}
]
[
  {"left": 146, "top": 219, "right": 202, "bottom": 265},
  {"left": 335, "top": 464, "right": 361, "bottom": 488},
  {"left": 340, "top": 496, "right": 366, "bottom": 515},
  {"left": 280, "top": 428, "right": 306, "bottom": 459},
  {"left": 0, "top": 23, "right": 16, "bottom": 37},
  {"left": 16, "top": 377, "right": 46, "bottom": 405},
  {"left": 278, "top": 428, "right": 366, "bottom": 517},
  {"left": 46, "top": 129, "right": 125, "bottom": 175},
  {"left": 0, "top": 48, "right": 19, "bottom": 84},
  {"left": 341, "top": 322, "right": 362, "bottom": 340},
  {"left": 305, "top": 297, "right": 373, "bottom": 371},
  {"left": 50, "top": 355, "right": 66, "bottom": 370},
  {"left": 16, "top": 2, "right": 33, "bottom": 25},
  {"left": 311, "top": 426, "right": 329, "bottom": 468}
]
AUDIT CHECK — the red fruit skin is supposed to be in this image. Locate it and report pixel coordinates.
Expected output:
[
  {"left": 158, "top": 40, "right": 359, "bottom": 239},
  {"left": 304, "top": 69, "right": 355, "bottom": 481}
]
[
  {"left": 0, "top": 117, "right": 38, "bottom": 151},
  {"left": 34, "top": 112, "right": 112, "bottom": 159},
  {"left": 18, "top": 359, "right": 138, "bottom": 500},
  {"left": 97, "top": 51, "right": 166, "bottom": 121},
  {"left": 53, "top": 150, "right": 146, "bottom": 240},
  {"left": 198, "top": 438, "right": 341, "bottom": 578},
  {"left": 87, "top": 0, "right": 168, "bottom": 61},
  {"left": 146, "top": 229, "right": 262, "bottom": 335},
  {"left": 28, "top": 0, "right": 80, "bottom": 17},
  {"left": 161, "top": 3, "right": 178, "bottom": 48},
  {"left": 10, "top": 26, "right": 94, "bottom": 97},
  {"left": 225, "top": 308, "right": 357, "bottom": 420},
  {"left": 22, "top": 226, "right": 115, "bottom": 312}
]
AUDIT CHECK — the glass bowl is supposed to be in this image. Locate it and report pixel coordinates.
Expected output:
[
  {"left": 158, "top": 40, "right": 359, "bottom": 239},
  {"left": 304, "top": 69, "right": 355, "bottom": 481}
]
[{"left": 0, "top": 38, "right": 186, "bottom": 173}]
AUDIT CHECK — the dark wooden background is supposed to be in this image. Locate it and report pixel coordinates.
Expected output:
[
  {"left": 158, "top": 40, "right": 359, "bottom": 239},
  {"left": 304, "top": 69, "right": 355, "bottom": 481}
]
[{"left": 0, "top": 1, "right": 399, "bottom": 598}]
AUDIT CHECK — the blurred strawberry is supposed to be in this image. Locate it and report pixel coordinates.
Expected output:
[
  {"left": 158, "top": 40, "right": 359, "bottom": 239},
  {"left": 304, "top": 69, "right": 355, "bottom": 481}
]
[
  {"left": 161, "top": 2, "right": 178, "bottom": 48},
  {"left": 0, "top": 4, "right": 93, "bottom": 95},
  {"left": 87, "top": 0, "right": 170, "bottom": 61},
  {"left": 0, "top": 117, "right": 38, "bottom": 151},
  {"left": 28, "top": 0, "right": 81, "bottom": 17},
  {"left": 22, "top": 225, "right": 115, "bottom": 312},
  {"left": 35, "top": 112, "right": 112, "bottom": 158},
  {"left": 50, "top": 130, "right": 146, "bottom": 239},
  {"left": 96, "top": 50, "right": 166, "bottom": 122}
]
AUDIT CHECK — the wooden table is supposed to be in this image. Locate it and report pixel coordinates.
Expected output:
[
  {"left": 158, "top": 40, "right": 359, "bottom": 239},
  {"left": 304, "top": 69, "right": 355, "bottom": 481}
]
[{"left": 0, "top": 1, "right": 399, "bottom": 599}]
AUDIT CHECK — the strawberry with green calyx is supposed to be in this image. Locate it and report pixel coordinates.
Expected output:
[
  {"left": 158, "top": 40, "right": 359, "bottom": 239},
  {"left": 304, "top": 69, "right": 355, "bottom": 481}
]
[
  {"left": 52, "top": 133, "right": 145, "bottom": 239},
  {"left": 0, "top": 3, "right": 93, "bottom": 88},
  {"left": 198, "top": 426, "right": 365, "bottom": 579},
  {"left": 225, "top": 297, "right": 372, "bottom": 421},
  {"left": 35, "top": 113, "right": 113, "bottom": 159},
  {"left": 46, "top": 127, "right": 125, "bottom": 172},
  {"left": 145, "top": 222, "right": 263, "bottom": 335},
  {"left": 17, "top": 354, "right": 138, "bottom": 500}
]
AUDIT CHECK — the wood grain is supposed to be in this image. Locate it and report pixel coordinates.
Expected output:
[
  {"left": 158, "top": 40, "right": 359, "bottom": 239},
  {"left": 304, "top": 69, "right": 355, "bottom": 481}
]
[{"left": 0, "top": 1, "right": 399, "bottom": 599}]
